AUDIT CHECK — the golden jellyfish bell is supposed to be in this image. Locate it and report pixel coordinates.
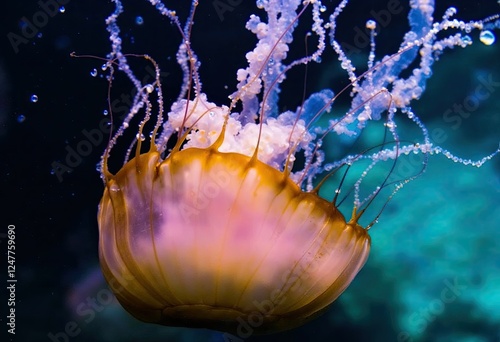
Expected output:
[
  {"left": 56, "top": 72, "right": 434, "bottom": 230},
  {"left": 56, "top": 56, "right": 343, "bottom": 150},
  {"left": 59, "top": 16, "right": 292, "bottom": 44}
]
[{"left": 98, "top": 101, "right": 370, "bottom": 334}]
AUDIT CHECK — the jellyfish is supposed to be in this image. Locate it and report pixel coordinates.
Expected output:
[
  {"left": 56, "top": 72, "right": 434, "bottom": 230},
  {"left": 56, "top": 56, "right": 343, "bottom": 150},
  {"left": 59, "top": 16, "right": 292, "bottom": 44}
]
[{"left": 96, "top": 0, "right": 499, "bottom": 336}]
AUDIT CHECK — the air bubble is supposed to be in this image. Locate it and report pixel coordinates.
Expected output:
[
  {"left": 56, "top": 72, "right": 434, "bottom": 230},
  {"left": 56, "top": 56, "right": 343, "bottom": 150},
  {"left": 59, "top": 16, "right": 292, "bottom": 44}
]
[
  {"left": 30, "top": 94, "right": 38, "bottom": 103},
  {"left": 135, "top": 16, "right": 144, "bottom": 25},
  {"left": 90, "top": 68, "right": 98, "bottom": 77},
  {"left": 479, "top": 30, "right": 495, "bottom": 46}
]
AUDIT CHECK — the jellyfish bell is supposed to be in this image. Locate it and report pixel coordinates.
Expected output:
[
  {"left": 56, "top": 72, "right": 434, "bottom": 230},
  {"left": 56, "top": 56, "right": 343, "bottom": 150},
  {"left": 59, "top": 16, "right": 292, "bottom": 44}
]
[
  {"left": 98, "top": 76, "right": 372, "bottom": 332},
  {"left": 96, "top": 0, "right": 499, "bottom": 336},
  {"left": 98, "top": 116, "right": 371, "bottom": 333}
]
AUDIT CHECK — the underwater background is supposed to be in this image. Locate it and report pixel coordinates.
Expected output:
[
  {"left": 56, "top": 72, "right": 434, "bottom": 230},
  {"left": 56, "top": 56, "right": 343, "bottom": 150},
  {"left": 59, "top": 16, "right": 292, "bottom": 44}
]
[{"left": 1, "top": 1, "right": 499, "bottom": 341}]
